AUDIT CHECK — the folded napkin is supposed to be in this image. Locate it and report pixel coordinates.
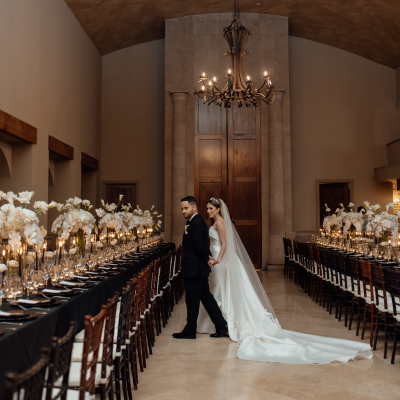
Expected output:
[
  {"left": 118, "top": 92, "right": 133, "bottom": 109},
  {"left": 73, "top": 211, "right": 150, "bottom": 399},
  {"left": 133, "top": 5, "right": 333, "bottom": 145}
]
[
  {"left": 102, "top": 263, "right": 118, "bottom": 266},
  {"left": 0, "top": 311, "right": 12, "bottom": 316},
  {"left": 60, "top": 281, "right": 77, "bottom": 286},
  {"left": 98, "top": 266, "right": 111, "bottom": 270},
  {"left": 71, "top": 275, "right": 89, "bottom": 280},
  {"left": 85, "top": 272, "right": 99, "bottom": 275},
  {"left": 17, "top": 299, "right": 39, "bottom": 304},
  {"left": 43, "top": 289, "right": 67, "bottom": 294}
]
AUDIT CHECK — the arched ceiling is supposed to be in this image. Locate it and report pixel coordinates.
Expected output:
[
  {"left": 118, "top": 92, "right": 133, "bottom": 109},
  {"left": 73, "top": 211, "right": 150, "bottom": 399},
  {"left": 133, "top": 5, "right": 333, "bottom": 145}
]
[{"left": 64, "top": 0, "right": 400, "bottom": 68}]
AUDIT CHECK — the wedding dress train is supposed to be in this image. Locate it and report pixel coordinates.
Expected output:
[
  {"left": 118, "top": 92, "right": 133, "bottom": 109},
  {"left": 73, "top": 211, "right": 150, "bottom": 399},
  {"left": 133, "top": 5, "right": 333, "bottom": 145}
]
[{"left": 197, "top": 201, "right": 372, "bottom": 364}]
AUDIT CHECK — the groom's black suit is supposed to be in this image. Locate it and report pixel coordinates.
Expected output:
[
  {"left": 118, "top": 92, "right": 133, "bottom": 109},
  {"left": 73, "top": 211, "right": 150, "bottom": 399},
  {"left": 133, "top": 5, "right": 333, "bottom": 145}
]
[{"left": 181, "top": 213, "right": 227, "bottom": 335}]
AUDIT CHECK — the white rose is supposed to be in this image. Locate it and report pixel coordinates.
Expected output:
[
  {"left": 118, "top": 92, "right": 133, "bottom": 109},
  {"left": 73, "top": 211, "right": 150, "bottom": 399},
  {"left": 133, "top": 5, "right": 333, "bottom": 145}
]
[
  {"left": 0, "top": 264, "right": 7, "bottom": 273},
  {"left": 44, "top": 251, "right": 54, "bottom": 258},
  {"left": 7, "top": 260, "right": 19, "bottom": 268},
  {"left": 69, "top": 248, "right": 76, "bottom": 255},
  {"left": 25, "top": 255, "right": 35, "bottom": 265}
]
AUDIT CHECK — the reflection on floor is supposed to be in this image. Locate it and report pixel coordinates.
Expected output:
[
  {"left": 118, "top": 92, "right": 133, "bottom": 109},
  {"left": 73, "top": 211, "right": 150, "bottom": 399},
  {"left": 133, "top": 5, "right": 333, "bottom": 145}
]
[{"left": 135, "top": 269, "right": 400, "bottom": 400}]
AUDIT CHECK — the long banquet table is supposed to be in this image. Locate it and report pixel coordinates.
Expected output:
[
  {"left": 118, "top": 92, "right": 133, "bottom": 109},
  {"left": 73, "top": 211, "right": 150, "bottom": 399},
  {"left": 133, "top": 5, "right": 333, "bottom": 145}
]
[{"left": 0, "top": 243, "right": 174, "bottom": 399}]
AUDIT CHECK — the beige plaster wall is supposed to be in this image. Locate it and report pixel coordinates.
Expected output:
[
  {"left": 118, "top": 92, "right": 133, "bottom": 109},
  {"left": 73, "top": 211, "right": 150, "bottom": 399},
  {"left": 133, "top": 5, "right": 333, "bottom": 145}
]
[
  {"left": 290, "top": 37, "right": 397, "bottom": 234},
  {"left": 0, "top": 0, "right": 102, "bottom": 229},
  {"left": 101, "top": 40, "right": 165, "bottom": 217}
]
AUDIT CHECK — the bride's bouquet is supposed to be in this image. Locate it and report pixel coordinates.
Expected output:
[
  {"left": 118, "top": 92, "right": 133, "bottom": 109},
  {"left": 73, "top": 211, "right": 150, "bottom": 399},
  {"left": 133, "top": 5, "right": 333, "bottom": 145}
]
[{"left": 0, "top": 191, "right": 51, "bottom": 249}]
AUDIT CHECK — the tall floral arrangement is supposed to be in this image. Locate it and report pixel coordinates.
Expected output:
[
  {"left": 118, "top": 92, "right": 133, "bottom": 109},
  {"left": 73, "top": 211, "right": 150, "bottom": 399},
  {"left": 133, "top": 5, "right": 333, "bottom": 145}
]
[
  {"left": 0, "top": 191, "right": 51, "bottom": 251},
  {"left": 96, "top": 195, "right": 125, "bottom": 233},
  {"left": 133, "top": 205, "right": 162, "bottom": 231},
  {"left": 51, "top": 197, "right": 96, "bottom": 252},
  {"left": 364, "top": 201, "right": 399, "bottom": 241},
  {"left": 339, "top": 203, "right": 364, "bottom": 236},
  {"left": 322, "top": 203, "right": 343, "bottom": 233}
]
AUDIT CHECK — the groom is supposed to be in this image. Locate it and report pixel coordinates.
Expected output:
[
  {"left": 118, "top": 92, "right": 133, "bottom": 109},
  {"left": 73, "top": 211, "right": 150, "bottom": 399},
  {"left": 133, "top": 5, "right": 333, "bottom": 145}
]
[{"left": 172, "top": 196, "right": 228, "bottom": 339}]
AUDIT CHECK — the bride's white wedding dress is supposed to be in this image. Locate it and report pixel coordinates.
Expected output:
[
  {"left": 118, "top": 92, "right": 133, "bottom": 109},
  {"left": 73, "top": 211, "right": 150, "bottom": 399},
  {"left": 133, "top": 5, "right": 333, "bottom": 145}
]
[{"left": 197, "top": 200, "right": 372, "bottom": 364}]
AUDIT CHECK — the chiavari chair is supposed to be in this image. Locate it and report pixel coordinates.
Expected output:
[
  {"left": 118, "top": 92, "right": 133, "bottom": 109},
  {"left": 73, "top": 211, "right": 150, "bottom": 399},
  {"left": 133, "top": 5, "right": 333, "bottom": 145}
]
[
  {"left": 326, "top": 250, "right": 340, "bottom": 317},
  {"left": 68, "top": 306, "right": 107, "bottom": 400},
  {"left": 319, "top": 247, "right": 331, "bottom": 310},
  {"left": 128, "top": 277, "right": 142, "bottom": 389},
  {"left": 45, "top": 322, "right": 76, "bottom": 400},
  {"left": 371, "top": 265, "right": 393, "bottom": 358},
  {"left": 313, "top": 246, "right": 324, "bottom": 305},
  {"left": 138, "top": 271, "right": 149, "bottom": 367},
  {"left": 151, "top": 259, "right": 161, "bottom": 336},
  {"left": 359, "top": 259, "right": 375, "bottom": 346},
  {"left": 283, "top": 237, "right": 290, "bottom": 276},
  {"left": 5, "top": 348, "right": 50, "bottom": 400},
  {"left": 307, "top": 244, "right": 316, "bottom": 299},
  {"left": 347, "top": 256, "right": 364, "bottom": 335},
  {"left": 336, "top": 253, "right": 352, "bottom": 326},
  {"left": 144, "top": 266, "right": 155, "bottom": 354},
  {"left": 384, "top": 269, "right": 400, "bottom": 364}
]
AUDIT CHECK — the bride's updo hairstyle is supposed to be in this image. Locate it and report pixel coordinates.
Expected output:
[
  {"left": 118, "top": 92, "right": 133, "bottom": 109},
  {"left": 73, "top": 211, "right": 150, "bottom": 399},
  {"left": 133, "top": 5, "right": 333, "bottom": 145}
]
[{"left": 207, "top": 197, "right": 223, "bottom": 226}]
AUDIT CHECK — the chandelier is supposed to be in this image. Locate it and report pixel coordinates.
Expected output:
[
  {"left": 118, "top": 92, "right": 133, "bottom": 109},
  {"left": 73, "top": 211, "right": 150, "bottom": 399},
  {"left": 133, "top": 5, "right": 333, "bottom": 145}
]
[{"left": 195, "top": 0, "right": 275, "bottom": 108}]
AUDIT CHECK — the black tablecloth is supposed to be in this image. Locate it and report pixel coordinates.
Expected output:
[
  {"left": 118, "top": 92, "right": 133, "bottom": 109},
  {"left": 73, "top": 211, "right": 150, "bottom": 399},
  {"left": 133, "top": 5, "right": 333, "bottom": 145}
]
[{"left": 0, "top": 243, "right": 174, "bottom": 399}]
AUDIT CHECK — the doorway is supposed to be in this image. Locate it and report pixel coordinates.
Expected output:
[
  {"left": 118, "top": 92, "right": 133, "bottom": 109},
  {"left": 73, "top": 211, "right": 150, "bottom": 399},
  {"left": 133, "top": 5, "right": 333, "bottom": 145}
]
[
  {"left": 318, "top": 182, "right": 351, "bottom": 226},
  {"left": 105, "top": 183, "right": 136, "bottom": 208},
  {"left": 194, "top": 99, "right": 261, "bottom": 268}
]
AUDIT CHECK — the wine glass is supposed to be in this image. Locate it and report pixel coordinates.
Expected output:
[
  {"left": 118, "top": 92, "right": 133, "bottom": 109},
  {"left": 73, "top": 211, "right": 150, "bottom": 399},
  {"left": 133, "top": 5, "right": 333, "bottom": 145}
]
[{"left": 9, "top": 277, "right": 21, "bottom": 299}]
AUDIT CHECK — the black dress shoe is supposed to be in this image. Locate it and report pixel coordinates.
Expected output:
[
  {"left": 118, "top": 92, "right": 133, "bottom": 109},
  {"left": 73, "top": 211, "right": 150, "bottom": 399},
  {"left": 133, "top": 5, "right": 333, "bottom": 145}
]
[
  {"left": 210, "top": 326, "right": 229, "bottom": 338},
  {"left": 172, "top": 331, "right": 196, "bottom": 339}
]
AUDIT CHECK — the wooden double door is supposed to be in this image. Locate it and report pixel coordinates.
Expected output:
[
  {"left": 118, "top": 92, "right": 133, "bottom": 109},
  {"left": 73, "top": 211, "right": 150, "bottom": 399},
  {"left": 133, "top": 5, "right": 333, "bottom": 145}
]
[{"left": 194, "top": 99, "right": 262, "bottom": 269}]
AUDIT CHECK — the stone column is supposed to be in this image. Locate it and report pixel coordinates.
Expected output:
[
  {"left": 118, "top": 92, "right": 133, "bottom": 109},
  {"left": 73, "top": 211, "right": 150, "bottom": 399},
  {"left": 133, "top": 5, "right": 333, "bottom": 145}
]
[
  {"left": 268, "top": 90, "right": 286, "bottom": 264},
  {"left": 170, "top": 92, "right": 188, "bottom": 245}
]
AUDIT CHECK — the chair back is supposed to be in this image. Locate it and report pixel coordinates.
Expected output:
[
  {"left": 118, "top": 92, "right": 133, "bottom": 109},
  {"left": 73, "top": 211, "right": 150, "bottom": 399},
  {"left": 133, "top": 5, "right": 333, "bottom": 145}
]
[
  {"left": 336, "top": 254, "right": 348, "bottom": 289},
  {"left": 313, "top": 246, "right": 322, "bottom": 277},
  {"left": 348, "top": 257, "right": 361, "bottom": 295},
  {"left": 319, "top": 247, "right": 330, "bottom": 280},
  {"left": 307, "top": 244, "right": 315, "bottom": 273},
  {"left": 116, "top": 285, "right": 132, "bottom": 352},
  {"left": 80, "top": 306, "right": 107, "bottom": 399},
  {"left": 386, "top": 269, "right": 400, "bottom": 315},
  {"left": 101, "top": 292, "right": 119, "bottom": 378},
  {"left": 359, "top": 259, "right": 374, "bottom": 302},
  {"left": 327, "top": 250, "right": 338, "bottom": 284},
  {"left": 45, "top": 322, "right": 76, "bottom": 400},
  {"left": 5, "top": 349, "right": 50, "bottom": 400},
  {"left": 371, "top": 265, "right": 388, "bottom": 310}
]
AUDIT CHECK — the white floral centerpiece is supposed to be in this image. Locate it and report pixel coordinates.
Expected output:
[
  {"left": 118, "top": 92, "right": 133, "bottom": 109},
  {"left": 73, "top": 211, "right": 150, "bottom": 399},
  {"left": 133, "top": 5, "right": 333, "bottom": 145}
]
[
  {"left": 364, "top": 202, "right": 399, "bottom": 242},
  {"left": 322, "top": 203, "right": 343, "bottom": 233},
  {"left": 96, "top": 195, "right": 125, "bottom": 235},
  {"left": 133, "top": 205, "right": 162, "bottom": 232},
  {"left": 51, "top": 197, "right": 96, "bottom": 254},
  {"left": 339, "top": 202, "right": 364, "bottom": 237},
  {"left": 0, "top": 191, "right": 51, "bottom": 253}
]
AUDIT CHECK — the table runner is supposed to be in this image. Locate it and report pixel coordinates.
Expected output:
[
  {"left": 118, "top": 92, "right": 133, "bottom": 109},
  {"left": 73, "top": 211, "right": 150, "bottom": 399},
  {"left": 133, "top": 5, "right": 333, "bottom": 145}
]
[{"left": 0, "top": 243, "right": 174, "bottom": 399}]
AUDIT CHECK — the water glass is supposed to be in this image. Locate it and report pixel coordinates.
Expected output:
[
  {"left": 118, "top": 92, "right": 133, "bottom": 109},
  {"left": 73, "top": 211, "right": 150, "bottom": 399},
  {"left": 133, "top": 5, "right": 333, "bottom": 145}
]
[
  {"left": 0, "top": 275, "right": 7, "bottom": 299},
  {"left": 9, "top": 277, "right": 21, "bottom": 299},
  {"left": 52, "top": 264, "right": 62, "bottom": 282}
]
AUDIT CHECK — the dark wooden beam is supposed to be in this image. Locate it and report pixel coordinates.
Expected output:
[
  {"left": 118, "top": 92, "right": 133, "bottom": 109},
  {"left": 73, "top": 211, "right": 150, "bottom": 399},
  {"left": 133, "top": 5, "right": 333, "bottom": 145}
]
[
  {"left": 0, "top": 109, "right": 37, "bottom": 144},
  {"left": 48, "top": 136, "right": 74, "bottom": 160},
  {"left": 81, "top": 152, "right": 98, "bottom": 171}
]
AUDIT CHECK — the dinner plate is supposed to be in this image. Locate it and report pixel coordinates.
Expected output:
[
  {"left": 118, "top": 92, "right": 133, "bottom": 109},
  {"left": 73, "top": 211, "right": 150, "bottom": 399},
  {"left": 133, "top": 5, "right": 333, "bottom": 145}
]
[
  {"left": 0, "top": 311, "right": 37, "bottom": 321},
  {"left": 0, "top": 310, "right": 29, "bottom": 319},
  {"left": 39, "top": 288, "right": 81, "bottom": 297},
  {"left": 10, "top": 298, "right": 62, "bottom": 308}
]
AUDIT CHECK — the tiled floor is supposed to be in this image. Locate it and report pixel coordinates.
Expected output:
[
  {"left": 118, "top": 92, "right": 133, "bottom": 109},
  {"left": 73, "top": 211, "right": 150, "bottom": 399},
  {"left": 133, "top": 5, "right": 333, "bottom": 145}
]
[{"left": 135, "top": 269, "right": 400, "bottom": 400}]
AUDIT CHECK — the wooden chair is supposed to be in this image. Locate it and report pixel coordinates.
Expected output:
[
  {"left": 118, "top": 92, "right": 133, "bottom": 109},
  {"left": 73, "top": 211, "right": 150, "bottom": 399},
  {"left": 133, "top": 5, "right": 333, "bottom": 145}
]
[
  {"left": 359, "top": 259, "right": 375, "bottom": 346},
  {"left": 385, "top": 269, "right": 400, "bottom": 364},
  {"left": 348, "top": 256, "right": 364, "bottom": 335},
  {"left": 45, "top": 322, "right": 76, "bottom": 400},
  {"left": 5, "top": 348, "right": 50, "bottom": 400},
  {"left": 336, "top": 253, "right": 352, "bottom": 326},
  {"left": 372, "top": 265, "right": 393, "bottom": 358},
  {"left": 127, "top": 278, "right": 140, "bottom": 390},
  {"left": 114, "top": 285, "right": 133, "bottom": 400},
  {"left": 313, "top": 246, "right": 324, "bottom": 305}
]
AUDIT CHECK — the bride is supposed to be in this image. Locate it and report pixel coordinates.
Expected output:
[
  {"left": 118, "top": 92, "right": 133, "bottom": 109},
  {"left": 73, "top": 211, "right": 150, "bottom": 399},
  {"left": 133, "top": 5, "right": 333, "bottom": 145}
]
[{"left": 197, "top": 197, "right": 372, "bottom": 364}]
